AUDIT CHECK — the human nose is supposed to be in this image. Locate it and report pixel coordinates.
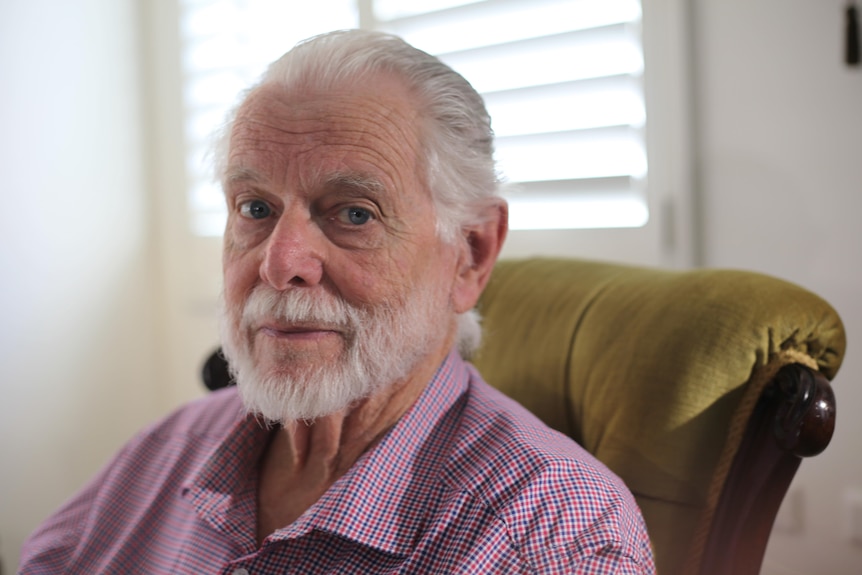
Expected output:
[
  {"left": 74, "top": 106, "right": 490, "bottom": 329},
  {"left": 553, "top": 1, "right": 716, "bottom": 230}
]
[{"left": 259, "top": 212, "right": 325, "bottom": 289}]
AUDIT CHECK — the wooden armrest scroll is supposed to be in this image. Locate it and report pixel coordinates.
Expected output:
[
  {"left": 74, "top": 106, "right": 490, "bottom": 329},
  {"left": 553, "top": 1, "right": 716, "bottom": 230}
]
[
  {"left": 771, "top": 363, "right": 836, "bottom": 457},
  {"left": 698, "top": 363, "right": 836, "bottom": 575}
]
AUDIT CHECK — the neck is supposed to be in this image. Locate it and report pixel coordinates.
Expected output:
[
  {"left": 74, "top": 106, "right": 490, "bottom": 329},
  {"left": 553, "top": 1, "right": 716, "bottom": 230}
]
[{"left": 255, "top": 346, "right": 452, "bottom": 544}]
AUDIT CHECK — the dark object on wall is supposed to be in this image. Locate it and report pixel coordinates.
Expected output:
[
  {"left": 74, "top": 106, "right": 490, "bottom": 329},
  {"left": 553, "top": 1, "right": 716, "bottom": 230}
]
[{"left": 847, "top": 1, "right": 860, "bottom": 65}]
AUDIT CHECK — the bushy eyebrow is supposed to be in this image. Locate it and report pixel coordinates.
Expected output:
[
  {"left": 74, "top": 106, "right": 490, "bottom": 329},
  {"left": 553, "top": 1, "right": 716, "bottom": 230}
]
[
  {"left": 225, "top": 167, "right": 268, "bottom": 185},
  {"left": 324, "top": 172, "right": 386, "bottom": 197},
  {"left": 222, "top": 167, "right": 389, "bottom": 207}
]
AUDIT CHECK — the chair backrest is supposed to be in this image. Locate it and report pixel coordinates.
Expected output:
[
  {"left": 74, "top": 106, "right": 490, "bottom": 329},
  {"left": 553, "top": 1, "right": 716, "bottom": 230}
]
[{"left": 472, "top": 258, "right": 845, "bottom": 575}]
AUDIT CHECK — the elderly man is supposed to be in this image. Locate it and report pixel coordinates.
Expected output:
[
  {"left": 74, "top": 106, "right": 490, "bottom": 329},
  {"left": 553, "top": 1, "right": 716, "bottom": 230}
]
[{"left": 21, "top": 30, "right": 655, "bottom": 574}]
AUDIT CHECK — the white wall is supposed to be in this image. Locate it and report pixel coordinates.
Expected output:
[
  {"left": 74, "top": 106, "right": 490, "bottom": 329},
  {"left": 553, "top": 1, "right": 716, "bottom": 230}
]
[
  {"left": 0, "top": 0, "right": 164, "bottom": 571},
  {"left": 693, "top": 1, "right": 862, "bottom": 573},
  {"left": 1, "top": 1, "right": 860, "bottom": 573}
]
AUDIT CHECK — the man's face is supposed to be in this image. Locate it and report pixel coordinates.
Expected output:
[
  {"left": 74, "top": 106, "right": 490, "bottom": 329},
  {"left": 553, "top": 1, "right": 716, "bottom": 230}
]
[{"left": 219, "top": 75, "right": 463, "bottom": 423}]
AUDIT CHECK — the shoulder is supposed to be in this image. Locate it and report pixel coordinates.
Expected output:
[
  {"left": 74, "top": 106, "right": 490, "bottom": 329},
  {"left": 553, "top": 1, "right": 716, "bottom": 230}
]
[
  {"left": 20, "top": 388, "right": 246, "bottom": 572},
  {"left": 146, "top": 386, "right": 246, "bottom": 441},
  {"left": 88, "top": 386, "right": 248, "bottom": 474},
  {"left": 446, "top": 367, "right": 625, "bottom": 504},
  {"left": 92, "top": 386, "right": 248, "bottom": 493},
  {"left": 443, "top": 366, "right": 654, "bottom": 571},
  {"left": 39, "top": 385, "right": 244, "bottom": 498}
]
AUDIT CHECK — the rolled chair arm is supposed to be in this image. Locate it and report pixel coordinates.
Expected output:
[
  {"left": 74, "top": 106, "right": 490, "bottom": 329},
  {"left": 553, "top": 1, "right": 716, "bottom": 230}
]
[{"left": 772, "top": 363, "right": 836, "bottom": 457}]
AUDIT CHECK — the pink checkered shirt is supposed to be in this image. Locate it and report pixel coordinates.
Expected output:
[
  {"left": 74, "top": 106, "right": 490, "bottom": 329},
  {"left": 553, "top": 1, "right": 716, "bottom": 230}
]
[{"left": 21, "top": 352, "right": 655, "bottom": 574}]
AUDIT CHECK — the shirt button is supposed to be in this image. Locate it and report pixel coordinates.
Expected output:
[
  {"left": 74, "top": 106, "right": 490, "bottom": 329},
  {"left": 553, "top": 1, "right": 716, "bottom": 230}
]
[{"left": 232, "top": 569, "right": 249, "bottom": 575}]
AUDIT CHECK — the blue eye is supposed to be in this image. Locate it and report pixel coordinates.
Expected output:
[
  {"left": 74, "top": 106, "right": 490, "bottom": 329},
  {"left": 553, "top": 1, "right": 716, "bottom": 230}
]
[
  {"left": 345, "top": 207, "right": 371, "bottom": 225},
  {"left": 240, "top": 199, "right": 271, "bottom": 219}
]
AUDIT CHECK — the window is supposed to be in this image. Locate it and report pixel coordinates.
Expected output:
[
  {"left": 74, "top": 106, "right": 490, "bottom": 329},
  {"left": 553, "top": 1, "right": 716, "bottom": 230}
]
[{"left": 178, "top": 0, "right": 648, "bottom": 236}]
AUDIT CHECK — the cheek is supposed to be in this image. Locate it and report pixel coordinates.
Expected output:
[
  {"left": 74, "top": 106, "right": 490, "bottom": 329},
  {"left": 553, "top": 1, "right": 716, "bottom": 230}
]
[
  {"left": 332, "top": 263, "right": 388, "bottom": 306},
  {"left": 326, "top": 250, "right": 415, "bottom": 308},
  {"left": 223, "top": 253, "right": 260, "bottom": 308},
  {"left": 423, "top": 243, "right": 463, "bottom": 299},
  {"left": 223, "top": 218, "right": 268, "bottom": 253}
]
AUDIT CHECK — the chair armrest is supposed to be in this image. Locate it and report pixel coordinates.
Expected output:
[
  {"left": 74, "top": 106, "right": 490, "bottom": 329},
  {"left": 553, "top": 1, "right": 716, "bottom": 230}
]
[{"left": 698, "top": 364, "right": 836, "bottom": 575}]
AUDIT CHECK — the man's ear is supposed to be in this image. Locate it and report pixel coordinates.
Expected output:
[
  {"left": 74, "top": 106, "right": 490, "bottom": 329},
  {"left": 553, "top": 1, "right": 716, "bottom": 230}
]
[{"left": 451, "top": 200, "right": 508, "bottom": 314}]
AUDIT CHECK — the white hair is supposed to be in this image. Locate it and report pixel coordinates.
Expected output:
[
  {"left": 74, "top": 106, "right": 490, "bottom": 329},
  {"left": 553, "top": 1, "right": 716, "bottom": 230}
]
[{"left": 215, "top": 29, "right": 500, "bottom": 356}]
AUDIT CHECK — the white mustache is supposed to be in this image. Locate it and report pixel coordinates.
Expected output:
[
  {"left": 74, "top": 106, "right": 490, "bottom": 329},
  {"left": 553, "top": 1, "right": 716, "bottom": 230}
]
[{"left": 240, "top": 286, "right": 360, "bottom": 332}]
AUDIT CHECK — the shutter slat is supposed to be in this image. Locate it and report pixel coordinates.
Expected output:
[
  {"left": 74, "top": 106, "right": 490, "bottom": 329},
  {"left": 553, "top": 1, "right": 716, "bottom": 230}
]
[{"left": 381, "top": 0, "right": 640, "bottom": 55}]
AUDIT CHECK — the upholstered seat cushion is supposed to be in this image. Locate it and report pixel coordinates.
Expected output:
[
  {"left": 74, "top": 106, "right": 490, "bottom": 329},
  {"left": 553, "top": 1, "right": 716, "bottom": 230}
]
[{"left": 473, "top": 258, "right": 845, "bottom": 574}]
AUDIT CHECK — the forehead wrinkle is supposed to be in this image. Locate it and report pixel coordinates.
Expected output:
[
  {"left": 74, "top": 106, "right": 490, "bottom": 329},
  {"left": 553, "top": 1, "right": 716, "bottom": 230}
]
[
  {"left": 323, "top": 103, "right": 422, "bottom": 162},
  {"left": 290, "top": 107, "right": 421, "bottom": 172},
  {"left": 231, "top": 120, "right": 418, "bottom": 184},
  {"left": 228, "top": 80, "right": 428, "bottom": 198}
]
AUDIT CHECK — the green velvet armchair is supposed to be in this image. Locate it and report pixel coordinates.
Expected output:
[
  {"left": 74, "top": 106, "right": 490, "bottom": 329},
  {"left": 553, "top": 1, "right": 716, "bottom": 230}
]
[
  {"left": 473, "top": 258, "right": 846, "bottom": 575},
  {"left": 202, "top": 257, "right": 846, "bottom": 574}
]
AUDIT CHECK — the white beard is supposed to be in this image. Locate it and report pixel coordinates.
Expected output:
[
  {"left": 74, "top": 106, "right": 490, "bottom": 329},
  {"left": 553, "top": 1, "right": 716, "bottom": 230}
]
[{"left": 218, "top": 279, "right": 449, "bottom": 425}]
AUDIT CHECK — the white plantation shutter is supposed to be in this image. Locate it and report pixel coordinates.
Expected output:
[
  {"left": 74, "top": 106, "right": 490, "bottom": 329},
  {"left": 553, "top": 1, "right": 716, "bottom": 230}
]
[
  {"left": 372, "top": 0, "right": 647, "bottom": 230},
  {"left": 179, "top": 0, "right": 647, "bottom": 235}
]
